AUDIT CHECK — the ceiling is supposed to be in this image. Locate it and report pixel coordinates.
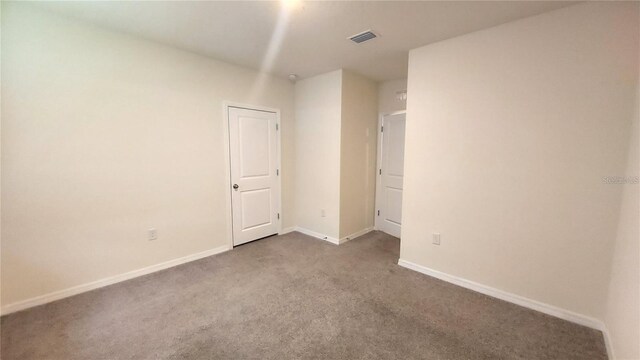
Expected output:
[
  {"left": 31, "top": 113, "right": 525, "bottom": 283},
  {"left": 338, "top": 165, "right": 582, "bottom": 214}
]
[{"left": 36, "top": 1, "right": 577, "bottom": 81}]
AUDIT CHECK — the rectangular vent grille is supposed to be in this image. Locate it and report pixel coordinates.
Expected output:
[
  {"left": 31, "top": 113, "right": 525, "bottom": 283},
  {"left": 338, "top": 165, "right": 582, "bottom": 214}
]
[{"left": 349, "top": 30, "right": 377, "bottom": 44}]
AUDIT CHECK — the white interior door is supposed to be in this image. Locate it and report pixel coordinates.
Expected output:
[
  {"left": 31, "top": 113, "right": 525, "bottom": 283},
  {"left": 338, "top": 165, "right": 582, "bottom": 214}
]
[
  {"left": 228, "top": 107, "right": 280, "bottom": 246},
  {"left": 376, "top": 112, "right": 406, "bottom": 238}
]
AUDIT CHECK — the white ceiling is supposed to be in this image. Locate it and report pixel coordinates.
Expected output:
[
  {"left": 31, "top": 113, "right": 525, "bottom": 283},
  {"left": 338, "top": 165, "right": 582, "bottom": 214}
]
[{"left": 37, "top": 1, "right": 577, "bottom": 81}]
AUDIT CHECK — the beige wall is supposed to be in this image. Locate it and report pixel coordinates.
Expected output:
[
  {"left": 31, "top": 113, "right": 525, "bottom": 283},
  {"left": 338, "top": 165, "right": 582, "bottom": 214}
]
[
  {"left": 378, "top": 79, "right": 407, "bottom": 114},
  {"left": 339, "top": 71, "right": 378, "bottom": 239},
  {"left": 403, "top": 0, "right": 638, "bottom": 322},
  {"left": 604, "top": 78, "right": 639, "bottom": 359},
  {"left": 294, "top": 69, "right": 378, "bottom": 240},
  {"left": 294, "top": 70, "right": 343, "bottom": 239},
  {"left": 1, "top": 4, "right": 295, "bottom": 307},
  {"left": 5, "top": 5, "right": 635, "bottom": 351}
]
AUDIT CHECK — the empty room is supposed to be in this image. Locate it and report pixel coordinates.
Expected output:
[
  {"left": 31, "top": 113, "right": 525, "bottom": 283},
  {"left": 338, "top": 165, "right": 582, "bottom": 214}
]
[{"left": 1, "top": 1, "right": 638, "bottom": 359}]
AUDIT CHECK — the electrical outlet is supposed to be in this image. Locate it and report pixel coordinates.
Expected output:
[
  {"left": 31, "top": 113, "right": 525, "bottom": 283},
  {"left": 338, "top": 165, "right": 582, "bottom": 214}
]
[
  {"left": 148, "top": 228, "right": 157, "bottom": 241},
  {"left": 432, "top": 233, "right": 441, "bottom": 245},
  {"left": 321, "top": 209, "right": 326, "bottom": 217}
]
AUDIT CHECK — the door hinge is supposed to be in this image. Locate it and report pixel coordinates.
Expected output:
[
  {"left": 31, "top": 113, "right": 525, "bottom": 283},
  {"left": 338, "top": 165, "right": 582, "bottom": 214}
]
[
  {"left": 277, "top": 169, "right": 279, "bottom": 176},
  {"left": 379, "top": 169, "right": 382, "bottom": 175},
  {"left": 377, "top": 210, "right": 380, "bottom": 216},
  {"left": 276, "top": 123, "right": 279, "bottom": 131},
  {"left": 381, "top": 126, "right": 383, "bottom": 132},
  {"left": 277, "top": 213, "right": 280, "bottom": 220}
]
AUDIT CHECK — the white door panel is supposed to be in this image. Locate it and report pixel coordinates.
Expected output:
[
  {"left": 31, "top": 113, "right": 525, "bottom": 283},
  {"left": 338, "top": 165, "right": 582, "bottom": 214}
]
[
  {"left": 229, "top": 107, "right": 279, "bottom": 246},
  {"left": 376, "top": 112, "right": 406, "bottom": 238},
  {"left": 386, "top": 119, "right": 406, "bottom": 177},
  {"left": 385, "top": 188, "right": 403, "bottom": 225},
  {"left": 239, "top": 117, "right": 270, "bottom": 178},
  {"left": 240, "top": 188, "right": 272, "bottom": 230}
]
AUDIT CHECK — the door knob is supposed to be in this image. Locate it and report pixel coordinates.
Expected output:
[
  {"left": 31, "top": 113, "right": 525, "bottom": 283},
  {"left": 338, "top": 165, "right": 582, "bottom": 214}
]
[{"left": 233, "top": 184, "right": 239, "bottom": 190}]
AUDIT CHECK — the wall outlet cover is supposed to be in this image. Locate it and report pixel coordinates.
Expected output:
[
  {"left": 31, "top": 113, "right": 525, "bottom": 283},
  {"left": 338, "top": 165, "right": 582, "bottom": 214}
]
[{"left": 432, "top": 233, "right": 441, "bottom": 245}]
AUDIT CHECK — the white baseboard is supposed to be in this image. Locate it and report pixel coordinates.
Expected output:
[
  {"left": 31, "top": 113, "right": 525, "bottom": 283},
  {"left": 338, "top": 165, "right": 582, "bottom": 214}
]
[
  {"left": 293, "top": 226, "right": 374, "bottom": 245},
  {"left": 339, "top": 227, "right": 374, "bottom": 244},
  {"left": 1, "top": 245, "right": 230, "bottom": 316},
  {"left": 294, "top": 227, "right": 340, "bottom": 245},
  {"left": 397, "top": 259, "right": 606, "bottom": 331},
  {"left": 399, "top": 259, "right": 616, "bottom": 359},
  {"left": 280, "top": 226, "right": 296, "bottom": 235},
  {"left": 602, "top": 326, "right": 615, "bottom": 360}
]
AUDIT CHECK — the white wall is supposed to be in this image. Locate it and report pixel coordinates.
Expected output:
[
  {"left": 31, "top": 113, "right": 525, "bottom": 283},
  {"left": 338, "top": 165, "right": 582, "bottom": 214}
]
[
  {"left": 403, "top": 0, "right": 638, "bottom": 322},
  {"left": 339, "top": 71, "right": 378, "bottom": 239},
  {"left": 294, "top": 70, "right": 343, "bottom": 239},
  {"left": 378, "top": 79, "right": 407, "bottom": 114},
  {"left": 604, "top": 78, "right": 639, "bottom": 359},
  {"left": 1, "top": 4, "right": 295, "bottom": 308}
]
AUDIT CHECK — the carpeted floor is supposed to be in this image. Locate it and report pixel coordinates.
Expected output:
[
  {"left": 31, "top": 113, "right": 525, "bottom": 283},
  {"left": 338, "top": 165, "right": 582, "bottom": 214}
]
[{"left": 1, "top": 231, "right": 607, "bottom": 360}]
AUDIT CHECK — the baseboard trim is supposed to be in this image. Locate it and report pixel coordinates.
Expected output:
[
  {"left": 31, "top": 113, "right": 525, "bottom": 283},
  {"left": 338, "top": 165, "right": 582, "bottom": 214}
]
[
  {"left": 397, "top": 259, "right": 605, "bottom": 331},
  {"left": 1, "top": 245, "right": 230, "bottom": 316},
  {"left": 294, "top": 227, "right": 340, "bottom": 245},
  {"left": 280, "top": 226, "right": 296, "bottom": 235},
  {"left": 339, "top": 227, "right": 374, "bottom": 244},
  {"left": 293, "top": 226, "right": 375, "bottom": 245},
  {"left": 602, "top": 325, "right": 615, "bottom": 360}
]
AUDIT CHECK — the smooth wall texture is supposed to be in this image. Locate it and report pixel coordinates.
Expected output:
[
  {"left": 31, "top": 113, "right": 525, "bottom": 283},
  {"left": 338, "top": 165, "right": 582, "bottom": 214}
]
[
  {"left": 1, "top": 4, "right": 295, "bottom": 307},
  {"left": 294, "top": 70, "right": 343, "bottom": 239},
  {"left": 604, "top": 78, "right": 639, "bottom": 359},
  {"left": 403, "top": 1, "right": 639, "bottom": 320},
  {"left": 339, "top": 71, "right": 378, "bottom": 239},
  {"left": 378, "top": 79, "right": 407, "bottom": 114}
]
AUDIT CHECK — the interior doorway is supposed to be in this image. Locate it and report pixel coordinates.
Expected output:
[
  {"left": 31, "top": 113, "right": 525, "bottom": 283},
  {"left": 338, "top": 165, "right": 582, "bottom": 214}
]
[
  {"left": 375, "top": 111, "right": 406, "bottom": 238},
  {"left": 227, "top": 105, "right": 281, "bottom": 246}
]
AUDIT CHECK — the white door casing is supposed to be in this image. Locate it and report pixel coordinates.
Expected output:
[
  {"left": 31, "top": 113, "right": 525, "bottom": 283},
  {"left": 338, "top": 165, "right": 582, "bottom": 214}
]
[
  {"left": 228, "top": 106, "right": 280, "bottom": 246},
  {"left": 375, "top": 112, "right": 406, "bottom": 238}
]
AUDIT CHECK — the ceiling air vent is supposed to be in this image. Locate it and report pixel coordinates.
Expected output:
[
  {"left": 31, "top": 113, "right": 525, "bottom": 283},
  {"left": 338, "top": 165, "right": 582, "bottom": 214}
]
[{"left": 349, "top": 30, "right": 378, "bottom": 44}]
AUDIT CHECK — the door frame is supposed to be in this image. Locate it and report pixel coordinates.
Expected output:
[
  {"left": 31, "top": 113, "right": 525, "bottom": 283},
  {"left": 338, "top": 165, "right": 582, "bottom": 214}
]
[
  {"left": 222, "top": 102, "right": 282, "bottom": 249},
  {"left": 374, "top": 110, "right": 406, "bottom": 234}
]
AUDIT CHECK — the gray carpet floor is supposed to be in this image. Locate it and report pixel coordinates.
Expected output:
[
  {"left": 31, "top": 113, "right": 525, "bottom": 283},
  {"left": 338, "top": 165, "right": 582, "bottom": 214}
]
[{"left": 1, "top": 231, "right": 607, "bottom": 360}]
